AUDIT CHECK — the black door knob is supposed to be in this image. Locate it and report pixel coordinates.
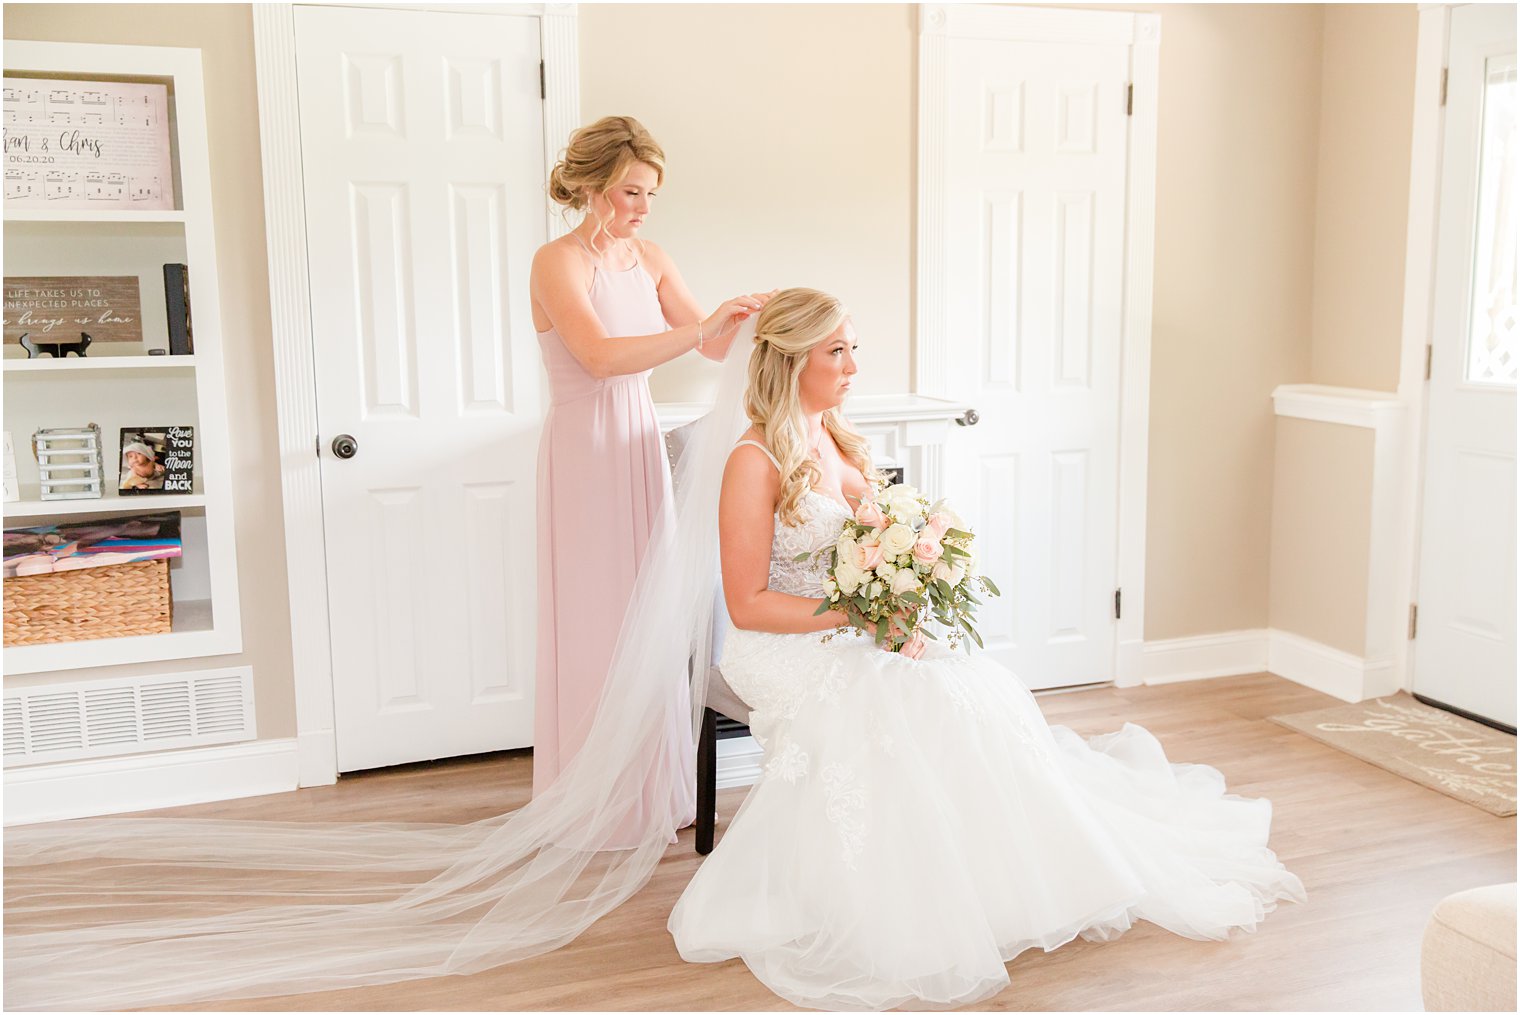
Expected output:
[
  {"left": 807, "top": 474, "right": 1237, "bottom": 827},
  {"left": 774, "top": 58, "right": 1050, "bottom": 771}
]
[{"left": 331, "top": 434, "right": 358, "bottom": 459}]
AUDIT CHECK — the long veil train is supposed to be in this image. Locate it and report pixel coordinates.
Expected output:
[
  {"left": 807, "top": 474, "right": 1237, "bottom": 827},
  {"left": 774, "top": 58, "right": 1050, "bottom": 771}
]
[{"left": 3, "top": 320, "right": 758, "bottom": 1011}]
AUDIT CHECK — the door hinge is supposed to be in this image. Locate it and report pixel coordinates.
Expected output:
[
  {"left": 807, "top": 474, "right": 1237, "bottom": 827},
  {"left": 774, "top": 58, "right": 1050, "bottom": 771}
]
[
  {"left": 1425, "top": 343, "right": 1433, "bottom": 380},
  {"left": 1409, "top": 603, "right": 1418, "bottom": 640},
  {"left": 1440, "top": 67, "right": 1448, "bottom": 107},
  {"left": 1125, "top": 83, "right": 1133, "bottom": 116},
  {"left": 1114, "top": 588, "right": 1122, "bottom": 620},
  {"left": 315, "top": 434, "right": 321, "bottom": 456},
  {"left": 539, "top": 60, "right": 546, "bottom": 100}
]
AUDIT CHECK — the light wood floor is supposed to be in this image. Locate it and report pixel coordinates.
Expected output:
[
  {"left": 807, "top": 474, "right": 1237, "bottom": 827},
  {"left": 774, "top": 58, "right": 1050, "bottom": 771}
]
[{"left": 24, "top": 673, "right": 1518, "bottom": 1011}]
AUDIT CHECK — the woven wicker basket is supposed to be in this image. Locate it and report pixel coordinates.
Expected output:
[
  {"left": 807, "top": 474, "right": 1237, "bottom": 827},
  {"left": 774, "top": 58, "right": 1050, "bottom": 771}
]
[{"left": 3, "top": 559, "right": 173, "bottom": 647}]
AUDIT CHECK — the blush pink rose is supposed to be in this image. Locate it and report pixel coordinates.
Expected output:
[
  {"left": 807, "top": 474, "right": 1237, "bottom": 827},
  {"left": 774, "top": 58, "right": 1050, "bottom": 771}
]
[
  {"left": 854, "top": 498, "right": 888, "bottom": 530},
  {"left": 912, "top": 535, "right": 944, "bottom": 565},
  {"left": 925, "top": 512, "right": 953, "bottom": 538},
  {"left": 853, "top": 538, "right": 885, "bottom": 571}
]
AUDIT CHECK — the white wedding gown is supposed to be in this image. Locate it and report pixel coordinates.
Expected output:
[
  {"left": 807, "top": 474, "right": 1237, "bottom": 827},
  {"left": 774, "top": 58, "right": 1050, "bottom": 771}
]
[{"left": 667, "top": 487, "right": 1308, "bottom": 1011}]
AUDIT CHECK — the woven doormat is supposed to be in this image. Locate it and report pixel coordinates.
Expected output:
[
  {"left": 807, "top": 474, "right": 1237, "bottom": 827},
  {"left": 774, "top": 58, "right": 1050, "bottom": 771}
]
[{"left": 1270, "top": 693, "right": 1516, "bottom": 817}]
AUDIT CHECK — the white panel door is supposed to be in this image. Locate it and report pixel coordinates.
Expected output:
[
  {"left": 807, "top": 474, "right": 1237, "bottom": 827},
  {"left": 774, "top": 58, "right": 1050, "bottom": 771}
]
[
  {"left": 295, "top": 6, "right": 547, "bottom": 771},
  {"left": 1413, "top": 3, "right": 1517, "bottom": 729},
  {"left": 941, "top": 33, "right": 1130, "bottom": 690}
]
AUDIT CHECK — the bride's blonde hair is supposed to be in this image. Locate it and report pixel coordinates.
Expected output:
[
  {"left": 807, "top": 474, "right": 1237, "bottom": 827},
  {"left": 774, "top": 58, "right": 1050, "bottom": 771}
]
[
  {"left": 547, "top": 116, "right": 665, "bottom": 252},
  {"left": 746, "top": 288, "right": 883, "bottom": 528}
]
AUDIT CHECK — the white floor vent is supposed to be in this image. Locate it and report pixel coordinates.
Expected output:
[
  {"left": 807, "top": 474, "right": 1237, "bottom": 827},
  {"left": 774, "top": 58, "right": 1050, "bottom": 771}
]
[{"left": 4, "top": 667, "right": 256, "bottom": 767}]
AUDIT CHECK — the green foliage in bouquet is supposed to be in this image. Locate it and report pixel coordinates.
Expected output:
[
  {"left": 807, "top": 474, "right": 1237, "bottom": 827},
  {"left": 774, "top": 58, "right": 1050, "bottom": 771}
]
[{"left": 798, "top": 481, "right": 1000, "bottom": 654}]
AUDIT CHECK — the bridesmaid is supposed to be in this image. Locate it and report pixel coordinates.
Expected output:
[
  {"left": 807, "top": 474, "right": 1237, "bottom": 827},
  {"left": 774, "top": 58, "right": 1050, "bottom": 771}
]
[{"left": 529, "top": 115, "right": 767, "bottom": 813}]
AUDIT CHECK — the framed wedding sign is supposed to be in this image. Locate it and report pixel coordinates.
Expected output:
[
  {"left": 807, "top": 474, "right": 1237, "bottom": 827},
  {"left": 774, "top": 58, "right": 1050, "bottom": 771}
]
[{"left": 2, "top": 77, "right": 174, "bottom": 210}]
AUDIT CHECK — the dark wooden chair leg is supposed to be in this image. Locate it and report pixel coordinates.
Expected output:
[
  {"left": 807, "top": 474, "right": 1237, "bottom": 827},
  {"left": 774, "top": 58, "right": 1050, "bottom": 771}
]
[{"left": 696, "top": 706, "right": 718, "bottom": 855}]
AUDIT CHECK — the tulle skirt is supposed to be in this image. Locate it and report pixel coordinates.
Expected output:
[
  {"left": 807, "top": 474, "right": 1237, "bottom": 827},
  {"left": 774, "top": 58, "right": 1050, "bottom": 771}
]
[{"left": 667, "top": 626, "right": 1307, "bottom": 1011}]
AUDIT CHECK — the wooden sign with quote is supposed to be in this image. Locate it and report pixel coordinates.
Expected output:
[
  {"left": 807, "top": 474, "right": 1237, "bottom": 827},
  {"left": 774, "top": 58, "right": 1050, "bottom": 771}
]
[{"left": 3, "top": 275, "right": 143, "bottom": 346}]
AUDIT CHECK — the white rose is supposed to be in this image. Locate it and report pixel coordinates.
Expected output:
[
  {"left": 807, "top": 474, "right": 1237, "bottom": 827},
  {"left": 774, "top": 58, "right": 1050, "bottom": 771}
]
[
  {"left": 877, "top": 561, "right": 898, "bottom": 582},
  {"left": 889, "top": 568, "right": 921, "bottom": 596},
  {"left": 836, "top": 532, "right": 859, "bottom": 560},
  {"left": 834, "top": 558, "right": 864, "bottom": 596},
  {"left": 882, "top": 486, "right": 923, "bottom": 523},
  {"left": 879, "top": 523, "right": 916, "bottom": 557},
  {"left": 932, "top": 560, "right": 967, "bottom": 586}
]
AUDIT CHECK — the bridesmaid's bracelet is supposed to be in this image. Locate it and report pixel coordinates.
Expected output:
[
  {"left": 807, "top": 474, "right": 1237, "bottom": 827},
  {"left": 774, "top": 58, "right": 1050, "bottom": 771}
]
[{"left": 695, "top": 318, "right": 705, "bottom": 350}]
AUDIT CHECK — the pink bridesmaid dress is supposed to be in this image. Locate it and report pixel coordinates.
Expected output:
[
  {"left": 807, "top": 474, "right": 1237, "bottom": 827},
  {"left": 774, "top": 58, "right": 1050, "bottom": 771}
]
[{"left": 533, "top": 234, "right": 697, "bottom": 835}]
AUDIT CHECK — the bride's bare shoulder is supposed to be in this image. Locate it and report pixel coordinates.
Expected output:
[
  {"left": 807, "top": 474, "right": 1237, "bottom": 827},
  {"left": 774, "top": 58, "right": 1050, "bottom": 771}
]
[{"left": 724, "top": 432, "right": 780, "bottom": 494}]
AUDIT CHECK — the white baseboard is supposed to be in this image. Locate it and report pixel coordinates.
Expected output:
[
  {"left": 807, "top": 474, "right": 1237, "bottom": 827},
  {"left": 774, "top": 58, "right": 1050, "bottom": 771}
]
[
  {"left": 4, "top": 737, "right": 300, "bottom": 827},
  {"left": 1129, "top": 629, "right": 1271, "bottom": 685},
  {"left": 1267, "top": 629, "right": 1398, "bottom": 703},
  {"left": 715, "top": 734, "right": 764, "bottom": 790},
  {"left": 297, "top": 728, "right": 338, "bottom": 787},
  {"left": 1120, "top": 627, "right": 1394, "bottom": 704}
]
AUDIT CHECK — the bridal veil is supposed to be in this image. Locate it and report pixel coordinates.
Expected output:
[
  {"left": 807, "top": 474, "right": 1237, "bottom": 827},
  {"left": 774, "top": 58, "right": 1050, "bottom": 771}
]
[{"left": 3, "top": 319, "right": 759, "bottom": 1010}]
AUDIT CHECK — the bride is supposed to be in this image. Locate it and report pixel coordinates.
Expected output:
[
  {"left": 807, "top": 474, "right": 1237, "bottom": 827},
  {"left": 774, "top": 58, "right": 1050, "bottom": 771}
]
[
  {"left": 3, "top": 289, "right": 1305, "bottom": 1013},
  {"left": 668, "top": 287, "right": 1307, "bottom": 1009}
]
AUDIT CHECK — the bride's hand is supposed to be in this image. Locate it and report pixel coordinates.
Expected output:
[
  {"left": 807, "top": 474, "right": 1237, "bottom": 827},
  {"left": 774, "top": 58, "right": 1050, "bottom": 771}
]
[{"left": 898, "top": 630, "right": 928, "bottom": 660}]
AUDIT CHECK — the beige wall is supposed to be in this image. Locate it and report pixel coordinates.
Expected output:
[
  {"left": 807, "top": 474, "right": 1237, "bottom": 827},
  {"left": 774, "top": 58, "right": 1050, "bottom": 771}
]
[
  {"left": 1268, "top": 4, "right": 1418, "bottom": 656},
  {"left": 1268, "top": 417, "right": 1375, "bottom": 656},
  {"left": 1121, "top": 3, "right": 1324, "bottom": 639},
  {"left": 4, "top": 5, "right": 297, "bottom": 739},
  {"left": 1310, "top": 4, "right": 1419, "bottom": 392},
  {"left": 579, "top": 4, "right": 916, "bottom": 405}
]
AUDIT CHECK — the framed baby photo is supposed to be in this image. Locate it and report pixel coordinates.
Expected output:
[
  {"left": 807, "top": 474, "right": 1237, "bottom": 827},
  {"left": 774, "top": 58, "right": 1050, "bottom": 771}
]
[{"left": 118, "top": 426, "right": 193, "bottom": 495}]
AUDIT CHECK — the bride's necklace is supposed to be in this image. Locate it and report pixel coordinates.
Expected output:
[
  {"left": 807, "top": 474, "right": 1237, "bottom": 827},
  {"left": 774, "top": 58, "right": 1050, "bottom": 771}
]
[{"left": 807, "top": 425, "right": 826, "bottom": 461}]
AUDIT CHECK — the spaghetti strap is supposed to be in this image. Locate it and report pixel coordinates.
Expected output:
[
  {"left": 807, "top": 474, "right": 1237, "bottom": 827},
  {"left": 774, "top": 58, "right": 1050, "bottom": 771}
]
[
  {"left": 733, "top": 439, "right": 782, "bottom": 472},
  {"left": 567, "top": 232, "right": 642, "bottom": 270},
  {"left": 567, "top": 231, "right": 601, "bottom": 264}
]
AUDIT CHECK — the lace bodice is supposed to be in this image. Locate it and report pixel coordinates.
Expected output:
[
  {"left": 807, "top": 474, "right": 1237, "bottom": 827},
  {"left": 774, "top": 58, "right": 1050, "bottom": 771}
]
[{"left": 768, "top": 490, "right": 854, "bottom": 597}]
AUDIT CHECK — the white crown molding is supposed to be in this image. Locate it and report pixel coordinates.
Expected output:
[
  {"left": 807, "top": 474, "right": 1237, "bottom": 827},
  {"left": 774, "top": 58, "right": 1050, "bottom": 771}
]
[{"left": 5, "top": 738, "right": 299, "bottom": 826}]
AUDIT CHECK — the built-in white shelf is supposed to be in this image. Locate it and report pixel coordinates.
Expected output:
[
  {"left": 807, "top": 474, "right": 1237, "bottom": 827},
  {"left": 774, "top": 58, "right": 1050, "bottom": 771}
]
[
  {"left": 3, "top": 39, "right": 242, "bottom": 682},
  {"left": 3, "top": 355, "right": 197, "bottom": 374},
  {"left": 1, "top": 598, "right": 226, "bottom": 675},
  {"left": 5, "top": 488, "right": 205, "bottom": 520},
  {"left": 2, "top": 209, "right": 187, "bottom": 224}
]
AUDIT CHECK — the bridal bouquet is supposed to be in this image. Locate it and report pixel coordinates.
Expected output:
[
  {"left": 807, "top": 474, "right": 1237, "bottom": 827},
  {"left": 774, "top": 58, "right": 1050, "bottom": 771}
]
[{"left": 804, "top": 482, "right": 1000, "bottom": 653}]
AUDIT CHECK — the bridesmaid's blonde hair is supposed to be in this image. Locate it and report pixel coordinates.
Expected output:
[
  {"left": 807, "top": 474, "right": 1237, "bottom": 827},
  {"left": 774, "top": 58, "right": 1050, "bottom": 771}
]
[
  {"left": 548, "top": 116, "right": 665, "bottom": 250},
  {"left": 746, "top": 288, "right": 883, "bottom": 528}
]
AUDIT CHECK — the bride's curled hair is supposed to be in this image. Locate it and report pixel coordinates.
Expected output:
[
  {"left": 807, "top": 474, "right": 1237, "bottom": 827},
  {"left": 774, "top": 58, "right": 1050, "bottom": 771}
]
[
  {"left": 548, "top": 116, "right": 665, "bottom": 248},
  {"left": 747, "top": 288, "right": 884, "bottom": 528}
]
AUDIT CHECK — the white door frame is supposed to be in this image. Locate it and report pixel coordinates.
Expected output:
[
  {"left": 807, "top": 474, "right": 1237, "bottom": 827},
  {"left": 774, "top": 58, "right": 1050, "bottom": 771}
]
[
  {"left": 253, "top": 2, "right": 579, "bottom": 787},
  {"left": 916, "top": 4, "right": 1161, "bottom": 687},
  {"left": 1394, "top": 3, "right": 1453, "bottom": 698}
]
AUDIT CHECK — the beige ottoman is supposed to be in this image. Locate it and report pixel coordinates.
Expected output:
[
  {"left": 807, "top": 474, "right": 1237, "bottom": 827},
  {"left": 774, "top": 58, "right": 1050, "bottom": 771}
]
[{"left": 1421, "top": 882, "right": 1517, "bottom": 1011}]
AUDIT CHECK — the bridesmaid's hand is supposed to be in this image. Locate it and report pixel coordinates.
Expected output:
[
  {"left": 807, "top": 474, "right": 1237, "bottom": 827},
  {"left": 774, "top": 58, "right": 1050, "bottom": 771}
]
[{"left": 702, "top": 290, "right": 777, "bottom": 356}]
